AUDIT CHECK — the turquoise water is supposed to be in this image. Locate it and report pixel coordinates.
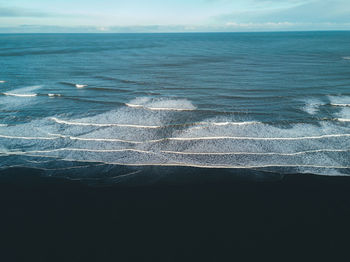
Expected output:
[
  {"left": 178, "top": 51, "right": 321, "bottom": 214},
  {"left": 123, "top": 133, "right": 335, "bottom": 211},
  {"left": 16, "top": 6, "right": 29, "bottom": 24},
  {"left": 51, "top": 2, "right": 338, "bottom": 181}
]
[{"left": 1, "top": 32, "right": 350, "bottom": 180}]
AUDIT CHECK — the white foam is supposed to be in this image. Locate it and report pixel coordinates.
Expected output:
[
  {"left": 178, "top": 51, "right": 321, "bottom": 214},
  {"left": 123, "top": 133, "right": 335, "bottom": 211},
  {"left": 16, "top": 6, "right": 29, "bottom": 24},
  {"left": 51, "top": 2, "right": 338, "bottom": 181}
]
[
  {"left": 343, "top": 57, "right": 350, "bottom": 60},
  {"left": 76, "top": 84, "right": 87, "bottom": 88},
  {"left": 48, "top": 94, "right": 61, "bottom": 97},
  {"left": 328, "top": 96, "right": 350, "bottom": 107},
  {"left": 0, "top": 81, "right": 6, "bottom": 83}
]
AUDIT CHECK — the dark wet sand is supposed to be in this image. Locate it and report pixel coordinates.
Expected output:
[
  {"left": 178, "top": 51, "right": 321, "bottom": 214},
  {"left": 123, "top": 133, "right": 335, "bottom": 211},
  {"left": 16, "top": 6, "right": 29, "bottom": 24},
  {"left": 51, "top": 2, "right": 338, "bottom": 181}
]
[{"left": 1, "top": 169, "right": 350, "bottom": 261}]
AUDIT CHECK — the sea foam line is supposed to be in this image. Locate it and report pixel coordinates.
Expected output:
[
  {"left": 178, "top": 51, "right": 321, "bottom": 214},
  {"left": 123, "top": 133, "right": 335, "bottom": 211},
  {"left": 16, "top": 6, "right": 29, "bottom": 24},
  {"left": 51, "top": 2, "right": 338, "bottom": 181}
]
[
  {"left": 50, "top": 117, "right": 162, "bottom": 129},
  {"left": 2, "top": 132, "right": 350, "bottom": 143},
  {"left": 47, "top": 133, "right": 350, "bottom": 143},
  {"left": 10, "top": 148, "right": 155, "bottom": 154},
  {"left": 331, "top": 103, "right": 350, "bottom": 107},
  {"left": 147, "top": 133, "right": 350, "bottom": 142},
  {"left": 0, "top": 134, "right": 58, "bottom": 140},
  {"left": 161, "top": 149, "right": 350, "bottom": 156},
  {"left": 50, "top": 117, "right": 259, "bottom": 129}
]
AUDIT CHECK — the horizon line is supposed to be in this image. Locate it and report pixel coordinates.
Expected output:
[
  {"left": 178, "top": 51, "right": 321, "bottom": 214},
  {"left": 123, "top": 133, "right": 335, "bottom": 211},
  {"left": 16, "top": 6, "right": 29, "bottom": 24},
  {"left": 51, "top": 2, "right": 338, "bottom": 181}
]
[{"left": 1, "top": 29, "right": 350, "bottom": 34}]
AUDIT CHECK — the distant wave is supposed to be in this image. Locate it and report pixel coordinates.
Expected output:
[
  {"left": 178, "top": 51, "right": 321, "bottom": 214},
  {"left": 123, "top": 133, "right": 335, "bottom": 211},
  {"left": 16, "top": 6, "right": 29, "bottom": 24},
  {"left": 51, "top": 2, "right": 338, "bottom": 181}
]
[
  {"left": 125, "top": 103, "right": 196, "bottom": 111},
  {"left": 1, "top": 85, "right": 41, "bottom": 98},
  {"left": 48, "top": 94, "right": 62, "bottom": 98},
  {"left": 125, "top": 97, "right": 197, "bottom": 111},
  {"left": 0, "top": 80, "right": 6, "bottom": 83},
  {"left": 86, "top": 87, "right": 130, "bottom": 93},
  {"left": 343, "top": 57, "right": 350, "bottom": 60},
  {"left": 76, "top": 84, "right": 87, "bottom": 88},
  {"left": 59, "top": 82, "right": 87, "bottom": 88},
  {"left": 2, "top": 92, "right": 37, "bottom": 97}
]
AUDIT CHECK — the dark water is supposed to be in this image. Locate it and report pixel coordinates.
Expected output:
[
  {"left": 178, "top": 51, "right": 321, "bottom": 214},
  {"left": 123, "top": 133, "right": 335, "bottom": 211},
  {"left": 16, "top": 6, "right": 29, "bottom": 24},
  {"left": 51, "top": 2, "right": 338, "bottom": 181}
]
[
  {"left": 1, "top": 32, "right": 350, "bottom": 261},
  {"left": 1, "top": 32, "right": 350, "bottom": 181}
]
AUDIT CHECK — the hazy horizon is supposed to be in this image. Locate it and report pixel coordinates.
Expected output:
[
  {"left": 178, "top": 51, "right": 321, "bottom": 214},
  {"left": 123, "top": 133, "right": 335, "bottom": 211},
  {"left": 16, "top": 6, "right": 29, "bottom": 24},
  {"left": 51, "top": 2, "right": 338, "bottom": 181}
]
[{"left": 0, "top": 0, "right": 350, "bottom": 33}]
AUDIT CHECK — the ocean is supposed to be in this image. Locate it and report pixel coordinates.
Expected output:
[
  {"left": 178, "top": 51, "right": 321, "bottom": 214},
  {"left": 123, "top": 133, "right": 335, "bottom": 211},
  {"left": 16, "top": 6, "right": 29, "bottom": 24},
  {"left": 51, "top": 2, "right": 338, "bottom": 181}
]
[{"left": 1, "top": 32, "right": 350, "bottom": 261}]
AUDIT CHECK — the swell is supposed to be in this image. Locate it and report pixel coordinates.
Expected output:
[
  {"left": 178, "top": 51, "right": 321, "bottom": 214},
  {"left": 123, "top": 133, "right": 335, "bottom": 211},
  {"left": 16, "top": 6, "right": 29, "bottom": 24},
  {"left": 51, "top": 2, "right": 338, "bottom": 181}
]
[
  {"left": 62, "top": 96, "right": 125, "bottom": 106},
  {"left": 93, "top": 76, "right": 149, "bottom": 86}
]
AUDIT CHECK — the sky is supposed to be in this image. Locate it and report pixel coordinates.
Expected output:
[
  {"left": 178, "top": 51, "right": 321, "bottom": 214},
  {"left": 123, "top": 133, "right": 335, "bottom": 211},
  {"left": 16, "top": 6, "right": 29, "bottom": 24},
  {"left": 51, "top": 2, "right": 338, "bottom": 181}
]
[{"left": 0, "top": 0, "right": 350, "bottom": 32}]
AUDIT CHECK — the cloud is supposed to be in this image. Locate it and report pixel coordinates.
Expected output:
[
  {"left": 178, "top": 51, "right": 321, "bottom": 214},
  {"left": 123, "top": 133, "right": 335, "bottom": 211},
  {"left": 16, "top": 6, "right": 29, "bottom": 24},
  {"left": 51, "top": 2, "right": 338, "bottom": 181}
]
[
  {"left": 215, "top": 0, "right": 350, "bottom": 24},
  {"left": 0, "top": 6, "right": 55, "bottom": 18},
  {"left": 225, "top": 21, "right": 295, "bottom": 28}
]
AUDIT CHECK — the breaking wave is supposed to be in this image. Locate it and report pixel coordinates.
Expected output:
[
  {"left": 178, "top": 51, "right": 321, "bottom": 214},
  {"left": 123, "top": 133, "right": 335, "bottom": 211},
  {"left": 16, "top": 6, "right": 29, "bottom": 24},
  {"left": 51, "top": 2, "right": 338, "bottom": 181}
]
[
  {"left": 76, "top": 84, "right": 87, "bottom": 88},
  {"left": 59, "top": 82, "right": 87, "bottom": 88},
  {"left": 3, "top": 93, "right": 37, "bottom": 97},
  {"left": 0, "top": 97, "right": 350, "bottom": 178},
  {"left": 1, "top": 85, "right": 41, "bottom": 97}
]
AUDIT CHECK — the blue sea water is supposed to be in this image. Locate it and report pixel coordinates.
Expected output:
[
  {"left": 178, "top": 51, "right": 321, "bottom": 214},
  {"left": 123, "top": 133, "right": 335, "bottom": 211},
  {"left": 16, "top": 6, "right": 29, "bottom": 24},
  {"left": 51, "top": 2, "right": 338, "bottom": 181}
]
[{"left": 1, "top": 32, "right": 350, "bottom": 182}]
